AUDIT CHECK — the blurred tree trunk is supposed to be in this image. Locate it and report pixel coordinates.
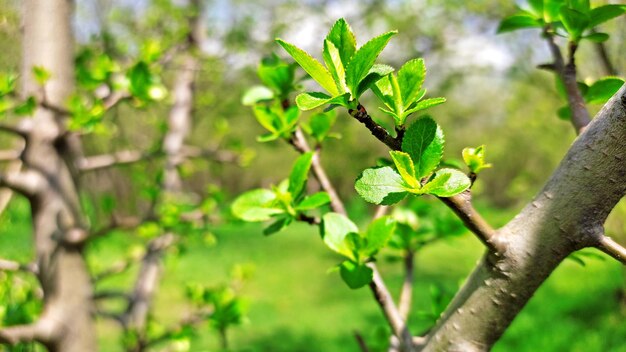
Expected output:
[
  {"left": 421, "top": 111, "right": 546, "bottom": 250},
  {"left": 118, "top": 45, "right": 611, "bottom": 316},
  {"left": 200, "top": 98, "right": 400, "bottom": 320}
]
[{"left": 20, "top": 0, "right": 96, "bottom": 350}]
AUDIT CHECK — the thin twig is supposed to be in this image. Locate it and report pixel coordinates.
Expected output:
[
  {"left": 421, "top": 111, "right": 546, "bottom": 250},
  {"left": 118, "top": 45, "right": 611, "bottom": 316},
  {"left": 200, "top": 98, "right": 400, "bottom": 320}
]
[
  {"left": 597, "top": 236, "right": 626, "bottom": 265},
  {"left": 349, "top": 104, "right": 401, "bottom": 151},
  {"left": 354, "top": 331, "right": 370, "bottom": 352},
  {"left": 398, "top": 251, "right": 415, "bottom": 321},
  {"left": 0, "top": 258, "right": 38, "bottom": 274}
]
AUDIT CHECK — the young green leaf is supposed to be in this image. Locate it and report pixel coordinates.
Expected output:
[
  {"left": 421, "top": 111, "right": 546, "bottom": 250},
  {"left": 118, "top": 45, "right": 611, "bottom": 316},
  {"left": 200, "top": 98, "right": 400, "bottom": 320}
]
[
  {"left": 276, "top": 39, "right": 339, "bottom": 96},
  {"left": 242, "top": 86, "right": 275, "bottom": 106},
  {"left": 389, "top": 151, "right": 419, "bottom": 188},
  {"left": 295, "top": 192, "right": 331, "bottom": 211},
  {"left": 295, "top": 92, "right": 350, "bottom": 111},
  {"left": 569, "top": 0, "right": 590, "bottom": 14},
  {"left": 13, "top": 96, "right": 36, "bottom": 116},
  {"left": 321, "top": 212, "right": 359, "bottom": 260},
  {"left": 253, "top": 105, "right": 280, "bottom": 134},
  {"left": 339, "top": 260, "right": 373, "bottom": 289},
  {"left": 497, "top": 13, "right": 542, "bottom": 33},
  {"left": 354, "top": 166, "right": 408, "bottom": 205},
  {"left": 398, "top": 59, "right": 426, "bottom": 106},
  {"left": 402, "top": 117, "right": 444, "bottom": 178},
  {"left": 263, "top": 216, "right": 293, "bottom": 236},
  {"left": 32, "top": 66, "right": 51, "bottom": 85},
  {"left": 527, "top": 0, "right": 544, "bottom": 17},
  {"left": 323, "top": 40, "right": 348, "bottom": 94},
  {"left": 355, "top": 64, "right": 395, "bottom": 99},
  {"left": 462, "top": 145, "right": 492, "bottom": 174},
  {"left": 589, "top": 5, "right": 626, "bottom": 27},
  {"left": 404, "top": 97, "right": 446, "bottom": 116},
  {"left": 421, "top": 168, "right": 471, "bottom": 197},
  {"left": 288, "top": 152, "right": 314, "bottom": 200},
  {"left": 232, "top": 189, "right": 284, "bottom": 222},
  {"left": 306, "top": 111, "right": 337, "bottom": 142},
  {"left": 544, "top": 0, "right": 566, "bottom": 22},
  {"left": 326, "top": 18, "right": 357, "bottom": 68},
  {"left": 345, "top": 31, "right": 397, "bottom": 97},
  {"left": 582, "top": 32, "right": 609, "bottom": 43},
  {"left": 258, "top": 54, "right": 297, "bottom": 97},
  {"left": 585, "top": 77, "right": 625, "bottom": 104},
  {"left": 364, "top": 216, "right": 396, "bottom": 256},
  {"left": 560, "top": 7, "right": 590, "bottom": 41}
]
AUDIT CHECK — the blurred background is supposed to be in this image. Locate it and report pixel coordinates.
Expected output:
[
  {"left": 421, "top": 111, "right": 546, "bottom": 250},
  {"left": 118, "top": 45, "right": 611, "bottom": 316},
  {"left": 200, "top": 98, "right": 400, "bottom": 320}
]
[{"left": 0, "top": 0, "right": 625, "bottom": 350}]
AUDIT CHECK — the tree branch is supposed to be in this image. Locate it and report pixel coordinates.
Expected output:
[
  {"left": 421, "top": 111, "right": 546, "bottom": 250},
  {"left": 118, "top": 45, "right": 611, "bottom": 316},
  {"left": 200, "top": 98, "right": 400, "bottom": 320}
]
[
  {"left": 290, "top": 128, "right": 347, "bottom": 215},
  {"left": 349, "top": 104, "right": 401, "bottom": 150},
  {"left": 398, "top": 251, "right": 415, "bottom": 322},
  {"left": 0, "top": 322, "right": 46, "bottom": 345},
  {"left": 0, "top": 169, "right": 45, "bottom": 197},
  {"left": 76, "top": 150, "right": 154, "bottom": 172},
  {"left": 597, "top": 235, "right": 626, "bottom": 265},
  {"left": 354, "top": 331, "right": 370, "bottom": 352},
  {"left": 0, "top": 258, "right": 38, "bottom": 274},
  {"left": 544, "top": 29, "right": 590, "bottom": 134}
]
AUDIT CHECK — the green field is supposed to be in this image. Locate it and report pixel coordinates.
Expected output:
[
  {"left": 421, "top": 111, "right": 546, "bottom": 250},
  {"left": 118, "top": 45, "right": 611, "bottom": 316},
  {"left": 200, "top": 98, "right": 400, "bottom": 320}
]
[{"left": 1, "top": 198, "right": 625, "bottom": 351}]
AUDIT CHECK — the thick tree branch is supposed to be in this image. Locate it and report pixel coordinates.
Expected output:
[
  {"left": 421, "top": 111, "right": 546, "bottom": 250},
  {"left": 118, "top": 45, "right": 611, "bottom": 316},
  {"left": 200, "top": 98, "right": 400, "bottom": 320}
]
[
  {"left": 0, "top": 322, "right": 46, "bottom": 345},
  {"left": 421, "top": 84, "right": 626, "bottom": 351},
  {"left": 597, "top": 235, "right": 626, "bottom": 265},
  {"left": 0, "top": 169, "right": 46, "bottom": 197}
]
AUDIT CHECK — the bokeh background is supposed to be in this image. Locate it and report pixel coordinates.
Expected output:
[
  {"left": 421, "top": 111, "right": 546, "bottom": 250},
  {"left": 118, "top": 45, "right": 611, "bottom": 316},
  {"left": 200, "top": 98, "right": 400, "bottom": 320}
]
[{"left": 0, "top": 0, "right": 625, "bottom": 350}]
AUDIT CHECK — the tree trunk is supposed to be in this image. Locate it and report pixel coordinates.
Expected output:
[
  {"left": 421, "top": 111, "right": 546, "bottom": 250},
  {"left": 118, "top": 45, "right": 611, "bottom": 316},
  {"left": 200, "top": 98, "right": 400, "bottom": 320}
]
[
  {"left": 20, "top": 0, "right": 96, "bottom": 351},
  {"left": 421, "top": 85, "right": 626, "bottom": 351}
]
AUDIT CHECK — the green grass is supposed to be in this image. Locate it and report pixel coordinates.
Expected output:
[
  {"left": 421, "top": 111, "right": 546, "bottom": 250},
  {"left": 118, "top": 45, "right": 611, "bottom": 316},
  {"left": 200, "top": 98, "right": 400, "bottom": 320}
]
[{"left": 0, "top": 199, "right": 625, "bottom": 351}]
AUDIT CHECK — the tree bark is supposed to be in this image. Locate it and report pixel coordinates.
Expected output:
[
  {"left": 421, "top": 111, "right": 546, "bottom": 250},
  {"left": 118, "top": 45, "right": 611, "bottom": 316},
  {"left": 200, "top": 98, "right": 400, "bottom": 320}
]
[
  {"left": 14, "top": 0, "right": 97, "bottom": 351},
  {"left": 421, "top": 84, "right": 626, "bottom": 351}
]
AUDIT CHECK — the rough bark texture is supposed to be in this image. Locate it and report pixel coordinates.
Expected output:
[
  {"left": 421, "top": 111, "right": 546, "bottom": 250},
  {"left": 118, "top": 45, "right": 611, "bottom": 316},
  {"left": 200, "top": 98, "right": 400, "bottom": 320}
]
[
  {"left": 19, "top": 0, "right": 96, "bottom": 351},
  {"left": 421, "top": 85, "right": 626, "bottom": 351}
]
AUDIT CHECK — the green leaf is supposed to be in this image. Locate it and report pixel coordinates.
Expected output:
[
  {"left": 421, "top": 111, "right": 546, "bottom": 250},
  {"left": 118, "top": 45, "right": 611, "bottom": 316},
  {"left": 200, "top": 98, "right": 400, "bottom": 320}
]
[
  {"left": 585, "top": 77, "right": 625, "bottom": 104},
  {"left": 242, "top": 86, "right": 275, "bottom": 106},
  {"left": 497, "top": 14, "right": 542, "bottom": 33},
  {"left": 0, "top": 73, "right": 17, "bottom": 95},
  {"left": 32, "top": 66, "right": 51, "bottom": 85},
  {"left": 371, "top": 75, "right": 394, "bottom": 109},
  {"left": 295, "top": 92, "right": 349, "bottom": 111},
  {"left": 354, "top": 166, "right": 408, "bottom": 205},
  {"left": 306, "top": 111, "right": 337, "bottom": 142},
  {"left": 355, "top": 64, "right": 395, "bottom": 99},
  {"left": 258, "top": 54, "right": 296, "bottom": 97},
  {"left": 288, "top": 152, "right": 314, "bottom": 200},
  {"left": 339, "top": 261, "right": 373, "bottom": 289},
  {"left": 253, "top": 105, "right": 280, "bottom": 133},
  {"left": 560, "top": 7, "right": 590, "bottom": 41},
  {"left": 582, "top": 32, "right": 609, "bottom": 43},
  {"left": 527, "top": 0, "right": 543, "bottom": 17},
  {"left": 323, "top": 40, "right": 348, "bottom": 94},
  {"left": 13, "top": 96, "right": 36, "bottom": 116},
  {"left": 569, "top": 0, "right": 590, "bottom": 14},
  {"left": 557, "top": 105, "right": 572, "bottom": 120},
  {"left": 276, "top": 39, "right": 339, "bottom": 96},
  {"left": 326, "top": 18, "right": 357, "bottom": 68},
  {"left": 345, "top": 31, "right": 397, "bottom": 97},
  {"left": 296, "top": 192, "right": 331, "bottom": 211},
  {"left": 321, "top": 212, "right": 359, "bottom": 259},
  {"left": 462, "top": 145, "right": 492, "bottom": 174},
  {"left": 422, "top": 168, "right": 471, "bottom": 197},
  {"left": 398, "top": 59, "right": 426, "bottom": 106},
  {"left": 127, "top": 61, "right": 153, "bottom": 99},
  {"left": 389, "top": 151, "right": 418, "bottom": 188},
  {"left": 364, "top": 216, "right": 396, "bottom": 255},
  {"left": 263, "top": 216, "right": 293, "bottom": 236},
  {"left": 232, "top": 189, "right": 284, "bottom": 222},
  {"left": 404, "top": 97, "right": 446, "bottom": 117},
  {"left": 544, "top": 0, "right": 566, "bottom": 22},
  {"left": 589, "top": 5, "right": 626, "bottom": 27},
  {"left": 402, "top": 117, "right": 444, "bottom": 178}
]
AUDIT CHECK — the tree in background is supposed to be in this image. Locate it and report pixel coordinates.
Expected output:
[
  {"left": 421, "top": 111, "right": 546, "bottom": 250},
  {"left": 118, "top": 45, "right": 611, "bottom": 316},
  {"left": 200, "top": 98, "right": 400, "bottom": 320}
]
[{"left": 0, "top": 0, "right": 247, "bottom": 351}]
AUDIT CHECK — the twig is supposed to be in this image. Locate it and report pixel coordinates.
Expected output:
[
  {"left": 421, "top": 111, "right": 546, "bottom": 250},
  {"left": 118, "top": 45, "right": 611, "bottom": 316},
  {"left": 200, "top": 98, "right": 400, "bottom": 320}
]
[
  {"left": 77, "top": 150, "right": 154, "bottom": 172},
  {"left": 398, "top": 251, "right": 415, "bottom": 321},
  {"left": 0, "top": 258, "right": 38, "bottom": 274},
  {"left": 544, "top": 28, "right": 590, "bottom": 134},
  {"left": 354, "top": 331, "right": 370, "bottom": 352},
  {"left": 369, "top": 265, "right": 414, "bottom": 351},
  {"left": 349, "top": 104, "right": 401, "bottom": 151},
  {"left": 0, "top": 321, "right": 48, "bottom": 345},
  {"left": 93, "top": 260, "right": 134, "bottom": 282},
  {"left": 0, "top": 124, "right": 29, "bottom": 139},
  {"left": 93, "top": 290, "right": 131, "bottom": 301},
  {"left": 0, "top": 169, "right": 45, "bottom": 197},
  {"left": 290, "top": 128, "right": 347, "bottom": 215},
  {"left": 597, "top": 235, "right": 626, "bottom": 265},
  {"left": 0, "top": 150, "right": 20, "bottom": 162}
]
